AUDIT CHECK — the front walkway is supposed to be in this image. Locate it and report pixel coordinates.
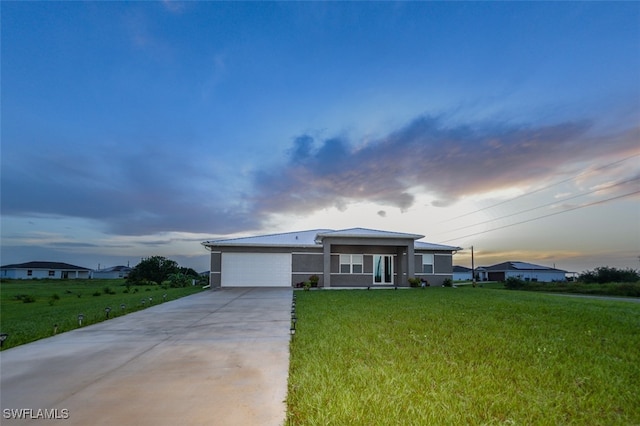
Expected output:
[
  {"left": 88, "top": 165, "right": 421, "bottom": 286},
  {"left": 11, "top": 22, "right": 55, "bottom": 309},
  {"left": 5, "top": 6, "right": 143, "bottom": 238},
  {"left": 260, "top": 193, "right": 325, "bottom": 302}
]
[{"left": 0, "top": 288, "right": 292, "bottom": 425}]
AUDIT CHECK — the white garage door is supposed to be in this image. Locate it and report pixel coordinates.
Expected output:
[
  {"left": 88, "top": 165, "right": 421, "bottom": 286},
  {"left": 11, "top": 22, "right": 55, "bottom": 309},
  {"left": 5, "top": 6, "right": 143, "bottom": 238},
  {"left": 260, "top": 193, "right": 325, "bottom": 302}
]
[{"left": 221, "top": 253, "right": 292, "bottom": 287}]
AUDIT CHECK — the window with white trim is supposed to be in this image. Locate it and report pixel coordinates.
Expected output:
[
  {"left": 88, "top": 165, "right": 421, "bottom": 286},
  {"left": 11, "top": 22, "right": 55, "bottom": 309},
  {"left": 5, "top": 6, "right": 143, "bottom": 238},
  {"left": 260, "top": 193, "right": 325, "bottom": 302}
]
[
  {"left": 339, "top": 254, "right": 363, "bottom": 274},
  {"left": 422, "top": 254, "right": 434, "bottom": 273},
  {"left": 48, "top": 270, "right": 55, "bottom": 277}
]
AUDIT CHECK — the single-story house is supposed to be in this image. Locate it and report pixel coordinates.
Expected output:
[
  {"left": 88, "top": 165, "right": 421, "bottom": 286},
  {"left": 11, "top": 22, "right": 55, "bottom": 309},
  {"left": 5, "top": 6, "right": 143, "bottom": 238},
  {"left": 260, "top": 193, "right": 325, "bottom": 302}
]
[
  {"left": 0, "top": 261, "right": 92, "bottom": 280},
  {"left": 92, "top": 265, "right": 132, "bottom": 279},
  {"left": 453, "top": 265, "right": 473, "bottom": 281},
  {"left": 482, "top": 261, "right": 567, "bottom": 282},
  {"left": 202, "top": 228, "right": 461, "bottom": 288}
]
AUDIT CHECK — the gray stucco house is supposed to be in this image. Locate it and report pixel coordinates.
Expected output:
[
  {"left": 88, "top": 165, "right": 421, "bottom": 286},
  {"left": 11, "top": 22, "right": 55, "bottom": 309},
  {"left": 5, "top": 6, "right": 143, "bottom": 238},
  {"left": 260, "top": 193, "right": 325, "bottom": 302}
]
[{"left": 202, "top": 228, "right": 461, "bottom": 288}]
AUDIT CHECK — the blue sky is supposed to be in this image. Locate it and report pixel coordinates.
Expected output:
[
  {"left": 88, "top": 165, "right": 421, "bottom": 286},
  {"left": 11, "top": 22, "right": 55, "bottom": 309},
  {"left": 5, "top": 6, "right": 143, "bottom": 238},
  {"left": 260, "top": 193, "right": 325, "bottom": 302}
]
[{"left": 2, "top": 1, "right": 639, "bottom": 274}]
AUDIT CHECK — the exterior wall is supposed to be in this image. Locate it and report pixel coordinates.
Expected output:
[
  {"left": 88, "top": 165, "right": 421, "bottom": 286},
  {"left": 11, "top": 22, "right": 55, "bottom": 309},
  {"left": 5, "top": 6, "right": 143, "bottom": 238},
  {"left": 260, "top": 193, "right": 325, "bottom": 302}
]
[
  {"left": 292, "top": 251, "right": 323, "bottom": 286},
  {"left": 330, "top": 274, "right": 377, "bottom": 287},
  {"left": 206, "top": 238, "right": 457, "bottom": 289},
  {"left": 413, "top": 251, "right": 455, "bottom": 286},
  {"left": 322, "top": 237, "right": 415, "bottom": 287},
  {"left": 209, "top": 251, "right": 222, "bottom": 288},
  {"left": 504, "top": 270, "right": 566, "bottom": 282},
  {"left": 489, "top": 270, "right": 566, "bottom": 282},
  {"left": 92, "top": 270, "right": 130, "bottom": 279},
  {"left": 92, "top": 272, "right": 121, "bottom": 279},
  {"left": 453, "top": 272, "right": 472, "bottom": 281},
  {"left": 434, "top": 254, "right": 452, "bottom": 273},
  {"left": 0, "top": 269, "right": 89, "bottom": 279}
]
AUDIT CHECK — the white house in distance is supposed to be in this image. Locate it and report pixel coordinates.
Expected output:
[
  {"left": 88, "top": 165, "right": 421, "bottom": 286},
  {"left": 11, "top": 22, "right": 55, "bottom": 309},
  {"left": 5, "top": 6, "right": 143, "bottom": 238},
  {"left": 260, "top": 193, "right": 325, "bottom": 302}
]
[
  {"left": 202, "top": 228, "right": 462, "bottom": 288},
  {"left": 0, "top": 261, "right": 92, "bottom": 280},
  {"left": 453, "top": 265, "right": 473, "bottom": 281},
  {"left": 92, "top": 265, "right": 132, "bottom": 279},
  {"left": 481, "top": 261, "right": 567, "bottom": 282}
]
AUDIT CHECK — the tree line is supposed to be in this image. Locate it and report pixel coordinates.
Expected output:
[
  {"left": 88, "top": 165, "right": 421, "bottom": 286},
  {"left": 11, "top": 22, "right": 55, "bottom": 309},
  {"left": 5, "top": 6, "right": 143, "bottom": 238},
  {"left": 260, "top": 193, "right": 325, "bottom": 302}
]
[{"left": 127, "top": 256, "right": 206, "bottom": 287}]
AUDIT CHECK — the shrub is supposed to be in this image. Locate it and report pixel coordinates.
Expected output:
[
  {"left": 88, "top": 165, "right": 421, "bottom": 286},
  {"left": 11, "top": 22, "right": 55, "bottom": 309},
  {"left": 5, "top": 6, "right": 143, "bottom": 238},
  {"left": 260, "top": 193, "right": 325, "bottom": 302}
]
[
  {"left": 92, "top": 291, "right": 102, "bottom": 297},
  {"left": 442, "top": 278, "right": 453, "bottom": 287},
  {"left": 578, "top": 266, "right": 639, "bottom": 284},
  {"left": 167, "top": 273, "right": 191, "bottom": 288},
  {"left": 408, "top": 278, "right": 421, "bottom": 287},
  {"left": 22, "top": 295, "right": 36, "bottom": 303},
  {"left": 504, "top": 277, "right": 526, "bottom": 289},
  {"left": 309, "top": 275, "right": 319, "bottom": 287}
]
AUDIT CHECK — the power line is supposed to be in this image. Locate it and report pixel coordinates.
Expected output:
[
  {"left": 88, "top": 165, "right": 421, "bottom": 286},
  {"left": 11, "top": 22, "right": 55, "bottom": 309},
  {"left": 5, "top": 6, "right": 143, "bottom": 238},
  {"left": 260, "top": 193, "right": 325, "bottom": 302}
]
[
  {"left": 439, "top": 152, "right": 640, "bottom": 224},
  {"left": 437, "top": 189, "right": 640, "bottom": 244},
  {"left": 442, "top": 176, "right": 640, "bottom": 234}
]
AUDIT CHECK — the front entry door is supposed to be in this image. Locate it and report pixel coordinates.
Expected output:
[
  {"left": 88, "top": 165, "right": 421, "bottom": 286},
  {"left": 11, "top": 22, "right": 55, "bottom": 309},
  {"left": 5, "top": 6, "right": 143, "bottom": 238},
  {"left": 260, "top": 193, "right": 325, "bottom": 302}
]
[{"left": 373, "top": 255, "right": 393, "bottom": 285}]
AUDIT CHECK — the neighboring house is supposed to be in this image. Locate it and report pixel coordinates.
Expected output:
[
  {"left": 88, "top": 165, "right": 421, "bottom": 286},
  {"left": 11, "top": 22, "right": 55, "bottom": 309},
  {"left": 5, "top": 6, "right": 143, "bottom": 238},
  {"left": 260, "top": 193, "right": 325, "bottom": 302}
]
[
  {"left": 0, "top": 261, "right": 92, "bottom": 280},
  {"left": 483, "top": 261, "right": 567, "bottom": 282},
  {"left": 453, "top": 265, "right": 473, "bottom": 281},
  {"left": 475, "top": 267, "right": 488, "bottom": 282},
  {"left": 92, "top": 265, "right": 132, "bottom": 279},
  {"left": 202, "top": 228, "right": 461, "bottom": 288}
]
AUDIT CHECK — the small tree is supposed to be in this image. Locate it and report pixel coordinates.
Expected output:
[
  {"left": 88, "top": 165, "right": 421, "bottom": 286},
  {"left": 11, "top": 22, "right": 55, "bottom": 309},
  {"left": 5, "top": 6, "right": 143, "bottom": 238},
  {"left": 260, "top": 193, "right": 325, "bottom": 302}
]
[
  {"left": 167, "top": 273, "right": 191, "bottom": 288},
  {"left": 127, "top": 256, "right": 180, "bottom": 285}
]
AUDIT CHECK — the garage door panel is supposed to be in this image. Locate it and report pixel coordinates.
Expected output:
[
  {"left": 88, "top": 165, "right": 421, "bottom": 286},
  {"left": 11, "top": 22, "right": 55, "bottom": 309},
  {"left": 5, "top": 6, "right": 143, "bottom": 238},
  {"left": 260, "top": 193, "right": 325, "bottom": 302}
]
[{"left": 221, "top": 253, "right": 291, "bottom": 287}]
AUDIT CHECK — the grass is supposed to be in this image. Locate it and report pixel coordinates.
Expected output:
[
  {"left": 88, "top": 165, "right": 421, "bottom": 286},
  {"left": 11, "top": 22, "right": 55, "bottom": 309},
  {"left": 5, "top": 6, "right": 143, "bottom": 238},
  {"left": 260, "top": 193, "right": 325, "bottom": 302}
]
[
  {"left": 458, "top": 280, "right": 640, "bottom": 298},
  {"left": 0, "top": 279, "right": 203, "bottom": 350},
  {"left": 513, "top": 281, "right": 640, "bottom": 297},
  {"left": 287, "top": 287, "right": 640, "bottom": 425}
]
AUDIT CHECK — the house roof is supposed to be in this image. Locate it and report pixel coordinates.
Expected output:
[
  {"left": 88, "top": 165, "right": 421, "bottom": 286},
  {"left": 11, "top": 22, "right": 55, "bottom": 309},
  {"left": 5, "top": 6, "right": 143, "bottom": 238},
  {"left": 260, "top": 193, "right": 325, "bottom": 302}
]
[
  {"left": 202, "top": 229, "right": 332, "bottom": 248},
  {"left": 315, "top": 227, "right": 424, "bottom": 241},
  {"left": 453, "top": 265, "right": 472, "bottom": 272},
  {"left": 203, "top": 228, "right": 461, "bottom": 251},
  {"left": 415, "top": 241, "right": 462, "bottom": 251},
  {"left": 0, "top": 261, "right": 91, "bottom": 271},
  {"left": 484, "top": 261, "right": 567, "bottom": 273}
]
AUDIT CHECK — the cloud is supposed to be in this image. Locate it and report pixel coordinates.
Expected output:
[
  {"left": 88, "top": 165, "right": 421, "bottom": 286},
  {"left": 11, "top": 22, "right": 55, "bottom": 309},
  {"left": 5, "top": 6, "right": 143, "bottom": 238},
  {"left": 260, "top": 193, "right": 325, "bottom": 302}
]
[
  {"left": 1, "top": 137, "right": 260, "bottom": 236},
  {"left": 251, "top": 114, "right": 638, "bottom": 217},
  {"left": 2, "top": 111, "right": 636, "bottom": 239}
]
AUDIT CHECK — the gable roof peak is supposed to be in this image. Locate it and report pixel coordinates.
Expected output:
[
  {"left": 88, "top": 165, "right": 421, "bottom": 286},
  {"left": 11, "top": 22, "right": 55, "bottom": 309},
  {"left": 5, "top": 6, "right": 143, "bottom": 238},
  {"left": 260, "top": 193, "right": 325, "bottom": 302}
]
[{"left": 316, "top": 227, "right": 425, "bottom": 240}]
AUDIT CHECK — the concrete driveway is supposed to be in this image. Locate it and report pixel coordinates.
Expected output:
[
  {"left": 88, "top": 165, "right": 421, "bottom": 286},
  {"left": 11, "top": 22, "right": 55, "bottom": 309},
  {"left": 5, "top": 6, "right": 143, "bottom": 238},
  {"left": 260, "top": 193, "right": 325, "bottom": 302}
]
[{"left": 1, "top": 288, "right": 292, "bottom": 426}]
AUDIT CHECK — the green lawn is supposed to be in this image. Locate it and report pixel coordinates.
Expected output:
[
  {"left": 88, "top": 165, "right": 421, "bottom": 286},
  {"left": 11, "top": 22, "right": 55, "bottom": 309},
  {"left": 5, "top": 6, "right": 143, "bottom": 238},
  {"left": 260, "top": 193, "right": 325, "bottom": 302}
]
[
  {"left": 287, "top": 288, "right": 640, "bottom": 425},
  {"left": 0, "top": 279, "right": 203, "bottom": 350}
]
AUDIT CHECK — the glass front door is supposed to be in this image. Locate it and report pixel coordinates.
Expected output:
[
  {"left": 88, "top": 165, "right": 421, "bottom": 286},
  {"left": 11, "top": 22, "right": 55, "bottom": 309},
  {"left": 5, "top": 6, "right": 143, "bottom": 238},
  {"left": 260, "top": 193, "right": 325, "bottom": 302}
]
[{"left": 373, "top": 255, "right": 393, "bottom": 285}]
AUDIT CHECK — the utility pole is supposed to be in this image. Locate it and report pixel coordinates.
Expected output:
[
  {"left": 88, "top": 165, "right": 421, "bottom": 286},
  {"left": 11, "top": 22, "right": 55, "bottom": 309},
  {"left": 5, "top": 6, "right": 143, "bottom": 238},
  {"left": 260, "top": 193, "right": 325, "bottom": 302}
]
[{"left": 471, "top": 245, "right": 476, "bottom": 287}]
